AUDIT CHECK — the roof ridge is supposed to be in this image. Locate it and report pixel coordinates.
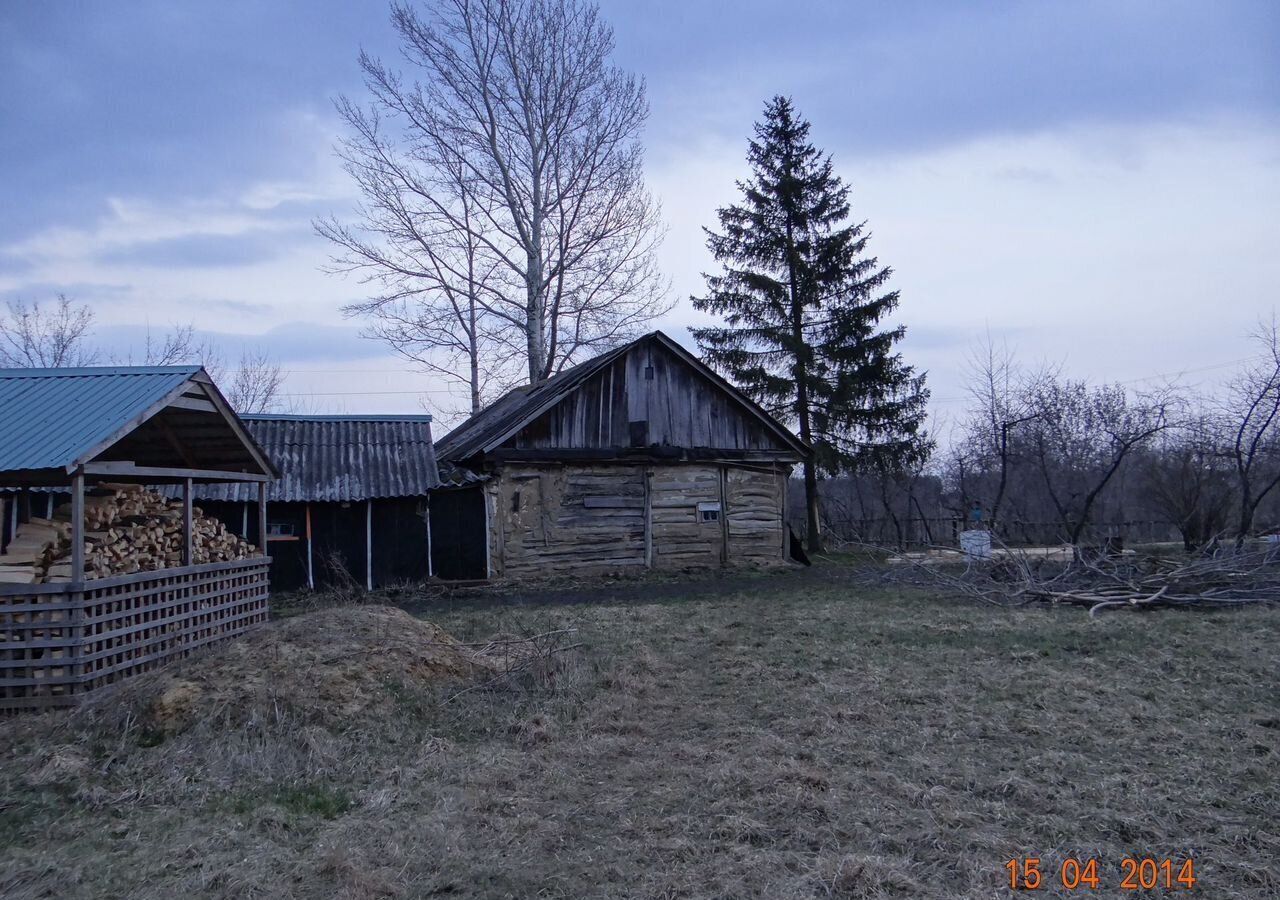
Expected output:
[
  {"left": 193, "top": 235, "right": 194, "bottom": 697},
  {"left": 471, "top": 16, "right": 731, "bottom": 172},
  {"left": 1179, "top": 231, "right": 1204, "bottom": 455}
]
[{"left": 0, "top": 365, "right": 203, "bottom": 378}]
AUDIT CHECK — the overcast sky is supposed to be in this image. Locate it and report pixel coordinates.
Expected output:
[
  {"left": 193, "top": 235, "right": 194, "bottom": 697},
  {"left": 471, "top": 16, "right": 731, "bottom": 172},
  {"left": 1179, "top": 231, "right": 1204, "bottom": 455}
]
[{"left": 1, "top": 0, "right": 1277, "bottom": 426}]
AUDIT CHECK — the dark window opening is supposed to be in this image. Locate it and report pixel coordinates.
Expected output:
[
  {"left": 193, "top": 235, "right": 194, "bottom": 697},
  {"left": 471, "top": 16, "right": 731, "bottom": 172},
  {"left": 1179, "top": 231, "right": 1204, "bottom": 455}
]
[
  {"left": 511, "top": 490, "right": 521, "bottom": 513},
  {"left": 629, "top": 420, "right": 649, "bottom": 447}
]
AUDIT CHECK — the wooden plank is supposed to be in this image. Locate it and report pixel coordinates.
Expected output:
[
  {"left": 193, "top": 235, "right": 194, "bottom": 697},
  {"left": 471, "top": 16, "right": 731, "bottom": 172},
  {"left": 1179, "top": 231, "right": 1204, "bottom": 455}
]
[
  {"left": 71, "top": 471, "right": 85, "bottom": 583},
  {"left": 257, "top": 483, "right": 268, "bottom": 558},
  {"left": 644, "top": 468, "right": 653, "bottom": 568},
  {"left": 182, "top": 477, "right": 194, "bottom": 566},
  {"left": 305, "top": 503, "right": 314, "bottom": 590},
  {"left": 82, "top": 462, "right": 272, "bottom": 482},
  {"left": 165, "top": 396, "right": 218, "bottom": 413}
]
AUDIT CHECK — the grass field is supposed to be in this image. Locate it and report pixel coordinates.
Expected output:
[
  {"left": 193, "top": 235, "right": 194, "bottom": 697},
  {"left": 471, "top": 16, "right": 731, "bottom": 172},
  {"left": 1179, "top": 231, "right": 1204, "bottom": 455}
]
[{"left": 2, "top": 569, "right": 1278, "bottom": 898}]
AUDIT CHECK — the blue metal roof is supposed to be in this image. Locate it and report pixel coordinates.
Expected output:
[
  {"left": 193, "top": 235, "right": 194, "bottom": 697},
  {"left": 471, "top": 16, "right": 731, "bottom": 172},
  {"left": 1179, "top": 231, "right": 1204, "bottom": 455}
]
[{"left": 0, "top": 366, "right": 199, "bottom": 473}]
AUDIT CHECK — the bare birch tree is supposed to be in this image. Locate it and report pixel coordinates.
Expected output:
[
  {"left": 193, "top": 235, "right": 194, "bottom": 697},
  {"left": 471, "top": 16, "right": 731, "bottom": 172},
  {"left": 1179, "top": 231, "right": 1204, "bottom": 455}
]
[
  {"left": 323, "top": 0, "right": 669, "bottom": 392},
  {"left": 318, "top": 95, "right": 507, "bottom": 413}
]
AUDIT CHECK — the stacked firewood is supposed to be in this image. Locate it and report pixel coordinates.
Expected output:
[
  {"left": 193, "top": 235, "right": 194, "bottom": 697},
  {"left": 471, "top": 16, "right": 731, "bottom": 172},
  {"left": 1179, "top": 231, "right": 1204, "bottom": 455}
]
[{"left": 0, "top": 484, "right": 259, "bottom": 584}]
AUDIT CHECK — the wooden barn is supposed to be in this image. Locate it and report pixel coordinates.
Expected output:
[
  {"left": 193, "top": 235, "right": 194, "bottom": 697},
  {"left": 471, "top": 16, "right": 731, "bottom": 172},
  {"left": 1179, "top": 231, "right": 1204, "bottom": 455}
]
[
  {"left": 194, "top": 415, "right": 440, "bottom": 592},
  {"left": 434, "top": 331, "right": 809, "bottom": 579}
]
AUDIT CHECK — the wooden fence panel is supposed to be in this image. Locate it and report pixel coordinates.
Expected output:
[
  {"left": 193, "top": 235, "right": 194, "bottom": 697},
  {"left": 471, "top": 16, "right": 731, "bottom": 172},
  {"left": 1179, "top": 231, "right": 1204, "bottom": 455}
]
[{"left": 0, "top": 558, "right": 269, "bottom": 713}]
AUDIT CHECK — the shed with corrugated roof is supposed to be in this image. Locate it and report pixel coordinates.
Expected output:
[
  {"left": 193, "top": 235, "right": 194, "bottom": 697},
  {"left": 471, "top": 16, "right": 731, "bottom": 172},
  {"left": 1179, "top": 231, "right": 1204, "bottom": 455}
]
[{"left": 193, "top": 415, "right": 440, "bottom": 591}]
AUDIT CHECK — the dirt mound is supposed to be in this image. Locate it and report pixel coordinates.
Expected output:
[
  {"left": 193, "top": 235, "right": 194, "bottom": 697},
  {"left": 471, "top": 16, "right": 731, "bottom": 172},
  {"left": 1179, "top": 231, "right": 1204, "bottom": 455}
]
[{"left": 136, "top": 605, "right": 486, "bottom": 733}]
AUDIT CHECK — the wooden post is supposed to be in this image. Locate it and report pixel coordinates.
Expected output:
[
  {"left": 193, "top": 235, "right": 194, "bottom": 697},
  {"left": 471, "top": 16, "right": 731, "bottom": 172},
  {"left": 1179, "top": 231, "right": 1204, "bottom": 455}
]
[
  {"left": 0, "top": 494, "right": 6, "bottom": 554},
  {"left": 71, "top": 470, "right": 85, "bottom": 583},
  {"left": 242, "top": 501, "right": 249, "bottom": 540},
  {"left": 182, "top": 477, "right": 193, "bottom": 566},
  {"left": 424, "top": 495, "right": 434, "bottom": 578},
  {"left": 718, "top": 466, "right": 729, "bottom": 566},
  {"left": 365, "top": 500, "right": 373, "bottom": 591},
  {"left": 305, "top": 503, "right": 314, "bottom": 590},
  {"left": 257, "top": 483, "right": 268, "bottom": 558},
  {"left": 643, "top": 468, "right": 653, "bottom": 568},
  {"left": 484, "top": 487, "right": 493, "bottom": 579}
]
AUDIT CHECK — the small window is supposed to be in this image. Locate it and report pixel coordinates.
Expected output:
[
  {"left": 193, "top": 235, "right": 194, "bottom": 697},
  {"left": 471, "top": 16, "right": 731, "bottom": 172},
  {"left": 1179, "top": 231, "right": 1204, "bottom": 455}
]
[
  {"left": 629, "top": 420, "right": 649, "bottom": 448},
  {"left": 267, "top": 522, "right": 294, "bottom": 537},
  {"left": 697, "top": 501, "right": 721, "bottom": 524},
  {"left": 511, "top": 490, "right": 522, "bottom": 513}
]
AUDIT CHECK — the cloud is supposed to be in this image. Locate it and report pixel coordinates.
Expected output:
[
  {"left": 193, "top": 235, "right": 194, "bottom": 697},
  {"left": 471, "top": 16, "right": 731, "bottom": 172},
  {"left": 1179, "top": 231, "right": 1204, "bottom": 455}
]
[
  {"left": 0, "top": 281, "right": 133, "bottom": 305},
  {"left": 209, "top": 321, "right": 381, "bottom": 363},
  {"left": 201, "top": 297, "right": 274, "bottom": 316},
  {"left": 95, "top": 231, "right": 291, "bottom": 268},
  {"left": 91, "top": 319, "right": 381, "bottom": 367}
]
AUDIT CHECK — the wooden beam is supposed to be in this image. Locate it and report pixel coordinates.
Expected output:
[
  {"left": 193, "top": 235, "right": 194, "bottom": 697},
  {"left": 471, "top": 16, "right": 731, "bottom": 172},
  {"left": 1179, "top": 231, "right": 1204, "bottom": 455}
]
[
  {"left": 257, "top": 483, "right": 268, "bottom": 560},
  {"left": 643, "top": 467, "right": 653, "bottom": 569},
  {"left": 365, "top": 500, "right": 373, "bottom": 591},
  {"left": 305, "top": 503, "right": 314, "bottom": 590},
  {"left": 718, "top": 465, "right": 729, "bottom": 566},
  {"left": 186, "top": 379, "right": 280, "bottom": 479},
  {"left": 166, "top": 396, "right": 218, "bottom": 413},
  {"left": 182, "top": 478, "right": 194, "bottom": 566},
  {"left": 424, "top": 495, "right": 433, "bottom": 578},
  {"left": 82, "top": 461, "right": 271, "bottom": 482},
  {"left": 71, "top": 471, "right": 85, "bottom": 583}
]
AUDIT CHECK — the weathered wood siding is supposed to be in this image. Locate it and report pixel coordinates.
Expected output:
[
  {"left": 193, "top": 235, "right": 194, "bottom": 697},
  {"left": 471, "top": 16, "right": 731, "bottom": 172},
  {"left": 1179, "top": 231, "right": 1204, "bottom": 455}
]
[
  {"left": 649, "top": 466, "right": 724, "bottom": 568},
  {"left": 726, "top": 468, "right": 786, "bottom": 563},
  {"left": 506, "top": 343, "right": 783, "bottom": 452},
  {"left": 490, "top": 465, "right": 647, "bottom": 578},
  {"left": 489, "top": 463, "right": 788, "bottom": 575}
]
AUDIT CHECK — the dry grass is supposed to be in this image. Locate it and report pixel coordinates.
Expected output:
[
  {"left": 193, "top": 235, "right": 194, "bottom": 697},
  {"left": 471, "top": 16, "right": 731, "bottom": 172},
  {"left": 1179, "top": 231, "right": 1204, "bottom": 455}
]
[{"left": 1, "top": 574, "right": 1277, "bottom": 898}]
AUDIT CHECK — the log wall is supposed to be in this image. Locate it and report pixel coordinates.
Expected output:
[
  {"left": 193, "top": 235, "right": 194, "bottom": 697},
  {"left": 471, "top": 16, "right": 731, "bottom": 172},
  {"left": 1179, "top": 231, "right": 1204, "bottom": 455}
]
[
  {"left": 0, "top": 558, "right": 269, "bottom": 713},
  {"left": 489, "top": 463, "right": 787, "bottom": 577}
]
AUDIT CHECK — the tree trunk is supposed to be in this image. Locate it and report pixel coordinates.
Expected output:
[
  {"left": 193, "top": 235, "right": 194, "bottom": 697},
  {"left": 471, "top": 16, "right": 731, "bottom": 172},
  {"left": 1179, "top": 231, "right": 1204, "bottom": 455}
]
[
  {"left": 783, "top": 196, "right": 822, "bottom": 553},
  {"left": 1236, "top": 486, "right": 1254, "bottom": 550},
  {"left": 468, "top": 296, "right": 481, "bottom": 415}
]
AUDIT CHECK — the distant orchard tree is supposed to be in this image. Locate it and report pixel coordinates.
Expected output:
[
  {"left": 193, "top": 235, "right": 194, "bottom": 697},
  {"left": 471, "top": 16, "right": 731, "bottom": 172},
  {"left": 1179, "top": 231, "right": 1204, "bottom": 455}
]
[
  {"left": 1225, "top": 316, "right": 1280, "bottom": 547},
  {"left": 692, "top": 96, "right": 930, "bottom": 552},
  {"left": 1138, "top": 414, "right": 1235, "bottom": 552}
]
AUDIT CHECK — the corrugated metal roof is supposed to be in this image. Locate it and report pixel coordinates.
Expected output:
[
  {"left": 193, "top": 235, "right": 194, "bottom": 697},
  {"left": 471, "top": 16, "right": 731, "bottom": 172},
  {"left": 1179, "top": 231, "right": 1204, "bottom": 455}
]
[
  {"left": 195, "top": 415, "right": 440, "bottom": 503},
  {"left": 0, "top": 366, "right": 200, "bottom": 473}
]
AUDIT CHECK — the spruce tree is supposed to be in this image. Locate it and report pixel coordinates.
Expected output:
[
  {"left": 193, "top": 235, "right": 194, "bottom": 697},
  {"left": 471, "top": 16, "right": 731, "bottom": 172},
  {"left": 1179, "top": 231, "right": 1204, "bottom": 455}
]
[{"left": 692, "top": 96, "right": 931, "bottom": 552}]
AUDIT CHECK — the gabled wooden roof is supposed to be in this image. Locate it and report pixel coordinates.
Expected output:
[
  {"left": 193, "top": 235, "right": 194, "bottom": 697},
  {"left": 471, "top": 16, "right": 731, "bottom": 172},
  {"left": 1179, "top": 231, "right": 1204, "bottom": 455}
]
[{"left": 436, "top": 331, "right": 809, "bottom": 463}]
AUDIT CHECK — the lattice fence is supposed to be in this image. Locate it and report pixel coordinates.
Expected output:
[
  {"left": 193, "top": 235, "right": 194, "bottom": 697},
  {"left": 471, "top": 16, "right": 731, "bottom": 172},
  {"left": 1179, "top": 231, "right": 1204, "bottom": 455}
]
[{"left": 0, "top": 558, "right": 269, "bottom": 713}]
